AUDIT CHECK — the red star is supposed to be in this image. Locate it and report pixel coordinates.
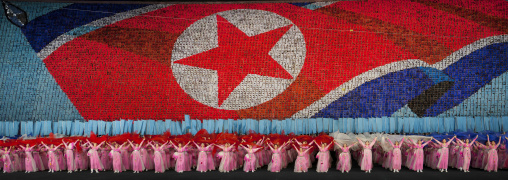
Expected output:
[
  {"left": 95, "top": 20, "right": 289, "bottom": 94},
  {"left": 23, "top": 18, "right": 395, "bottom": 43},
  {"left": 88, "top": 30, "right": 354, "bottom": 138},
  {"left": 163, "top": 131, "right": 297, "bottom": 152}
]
[{"left": 174, "top": 15, "right": 294, "bottom": 107}]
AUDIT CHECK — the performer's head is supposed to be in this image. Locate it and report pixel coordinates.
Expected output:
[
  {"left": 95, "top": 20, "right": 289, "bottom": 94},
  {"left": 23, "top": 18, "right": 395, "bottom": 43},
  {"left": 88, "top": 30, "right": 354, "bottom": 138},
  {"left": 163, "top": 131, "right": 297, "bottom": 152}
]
[{"left": 465, "top": 139, "right": 469, "bottom": 143}]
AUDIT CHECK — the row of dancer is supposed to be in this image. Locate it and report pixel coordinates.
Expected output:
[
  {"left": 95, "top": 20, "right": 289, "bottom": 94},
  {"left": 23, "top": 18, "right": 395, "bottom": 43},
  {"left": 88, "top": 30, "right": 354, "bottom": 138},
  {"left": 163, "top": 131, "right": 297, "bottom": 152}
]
[
  {"left": 331, "top": 132, "right": 508, "bottom": 173},
  {"left": 3, "top": 131, "right": 508, "bottom": 174}
]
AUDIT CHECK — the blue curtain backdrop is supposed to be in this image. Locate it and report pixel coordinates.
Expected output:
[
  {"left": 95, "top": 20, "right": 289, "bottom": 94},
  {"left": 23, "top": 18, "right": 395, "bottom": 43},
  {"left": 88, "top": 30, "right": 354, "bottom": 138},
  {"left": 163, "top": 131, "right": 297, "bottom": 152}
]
[{"left": 2, "top": 116, "right": 508, "bottom": 137}]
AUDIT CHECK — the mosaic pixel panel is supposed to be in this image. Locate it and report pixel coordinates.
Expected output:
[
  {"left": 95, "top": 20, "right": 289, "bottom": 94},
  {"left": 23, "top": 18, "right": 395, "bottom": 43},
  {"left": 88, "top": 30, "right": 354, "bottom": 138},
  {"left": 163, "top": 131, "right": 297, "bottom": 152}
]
[{"left": 1, "top": 0, "right": 507, "bottom": 121}]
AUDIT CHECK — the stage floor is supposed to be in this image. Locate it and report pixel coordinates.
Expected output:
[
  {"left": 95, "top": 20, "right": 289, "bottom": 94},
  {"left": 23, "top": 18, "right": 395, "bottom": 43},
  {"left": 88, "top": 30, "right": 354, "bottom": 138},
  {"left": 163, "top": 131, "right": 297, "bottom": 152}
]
[{"left": 4, "top": 163, "right": 507, "bottom": 180}]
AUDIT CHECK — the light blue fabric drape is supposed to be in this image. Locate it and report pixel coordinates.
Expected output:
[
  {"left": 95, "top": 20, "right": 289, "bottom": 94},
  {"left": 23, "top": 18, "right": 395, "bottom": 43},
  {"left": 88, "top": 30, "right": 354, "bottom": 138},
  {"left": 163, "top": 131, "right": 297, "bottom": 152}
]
[
  {"left": 444, "top": 117, "right": 454, "bottom": 133},
  {"left": 237, "top": 119, "right": 245, "bottom": 134},
  {"left": 124, "top": 120, "right": 133, "bottom": 134},
  {"left": 475, "top": 117, "right": 484, "bottom": 132},
  {"left": 191, "top": 120, "right": 198, "bottom": 135},
  {"left": 503, "top": 116, "right": 508, "bottom": 132},
  {"left": 72, "top": 120, "right": 83, "bottom": 136},
  {"left": 326, "top": 118, "right": 333, "bottom": 133},
  {"left": 389, "top": 117, "right": 397, "bottom": 133},
  {"left": 183, "top": 116, "right": 191, "bottom": 134},
  {"left": 332, "top": 119, "right": 339, "bottom": 133},
  {"left": 112, "top": 121, "right": 121, "bottom": 135},
  {"left": 165, "top": 120, "right": 172, "bottom": 134},
  {"left": 382, "top": 117, "right": 389, "bottom": 133},
  {"left": 133, "top": 120, "right": 143, "bottom": 134},
  {"left": 491, "top": 117, "right": 500, "bottom": 132},
  {"left": 467, "top": 117, "right": 475, "bottom": 131},
  {"left": 105, "top": 121, "right": 112, "bottom": 135},
  {"left": 296, "top": 119, "right": 303, "bottom": 135},
  {"left": 289, "top": 119, "right": 296, "bottom": 134},
  {"left": 397, "top": 117, "right": 404, "bottom": 133},
  {"left": 271, "top": 120, "right": 278, "bottom": 134},
  {"left": 215, "top": 119, "right": 224, "bottom": 133},
  {"left": 375, "top": 118, "right": 383, "bottom": 133},
  {"left": 43, "top": 120, "right": 52, "bottom": 136},
  {"left": 483, "top": 117, "right": 491, "bottom": 131},
  {"left": 456, "top": 117, "right": 467, "bottom": 132},
  {"left": 97, "top": 120, "right": 106, "bottom": 135}
]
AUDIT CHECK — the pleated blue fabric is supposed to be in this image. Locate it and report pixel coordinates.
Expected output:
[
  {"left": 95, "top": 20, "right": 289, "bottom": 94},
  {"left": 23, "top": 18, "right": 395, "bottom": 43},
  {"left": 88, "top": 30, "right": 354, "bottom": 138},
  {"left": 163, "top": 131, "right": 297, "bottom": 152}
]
[{"left": 4, "top": 115, "right": 508, "bottom": 138}]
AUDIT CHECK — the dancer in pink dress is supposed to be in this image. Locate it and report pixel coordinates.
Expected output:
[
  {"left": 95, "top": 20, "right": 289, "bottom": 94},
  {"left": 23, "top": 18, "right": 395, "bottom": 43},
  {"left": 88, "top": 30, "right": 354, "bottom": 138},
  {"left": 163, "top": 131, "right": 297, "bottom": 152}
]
[
  {"left": 386, "top": 138, "right": 404, "bottom": 172},
  {"left": 171, "top": 140, "right": 191, "bottom": 173},
  {"left": 216, "top": 142, "right": 237, "bottom": 173},
  {"left": 107, "top": 142, "right": 125, "bottom": 173},
  {"left": 483, "top": 136, "right": 501, "bottom": 172},
  {"left": 41, "top": 142, "right": 62, "bottom": 173},
  {"left": 19, "top": 144, "right": 38, "bottom": 173},
  {"left": 205, "top": 141, "right": 216, "bottom": 171},
  {"left": 294, "top": 137, "right": 314, "bottom": 169},
  {"left": 334, "top": 141, "right": 356, "bottom": 173},
  {"left": 194, "top": 142, "right": 214, "bottom": 172},
  {"left": 432, "top": 136, "right": 455, "bottom": 172},
  {"left": 62, "top": 139, "right": 78, "bottom": 173},
  {"left": 240, "top": 143, "right": 262, "bottom": 172},
  {"left": 128, "top": 139, "right": 145, "bottom": 173},
  {"left": 314, "top": 141, "right": 333, "bottom": 173},
  {"left": 357, "top": 137, "right": 377, "bottom": 173},
  {"left": 150, "top": 141, "right": 169, "bottom": 173},
  {"left": 85, "top": 140, "right": 105, "bottom": 173},
  {"left": 75, "top": 142, "right": 88, "bottom": 171},
  {"left": 2, "top": 147, "right": 13, "bottom": 173},
  {"left": 408, "top": 138, "right": 432, "bottom": 172},
  {"left": 293, "top": 144, "right": 312, "bottom": 173},
  {"left": 456, "top": 135, "right": 478, "bottom": 172},
  {"left": 267, "top": 140, "right": 289, "bottom": 173}
]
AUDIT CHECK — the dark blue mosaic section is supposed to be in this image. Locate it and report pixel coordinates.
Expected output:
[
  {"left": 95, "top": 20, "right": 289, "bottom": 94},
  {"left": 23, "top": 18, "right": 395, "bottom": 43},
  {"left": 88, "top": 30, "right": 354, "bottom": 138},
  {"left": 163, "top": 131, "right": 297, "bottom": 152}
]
[
  {"left": 21, "top": 3, "right": 147, "bottom": 52},
  {"left": 424, "top": 42, "right": 508, "bottom": 116},
  {"left": 312, "top": 68, "right": 440, "bottom": 118}
]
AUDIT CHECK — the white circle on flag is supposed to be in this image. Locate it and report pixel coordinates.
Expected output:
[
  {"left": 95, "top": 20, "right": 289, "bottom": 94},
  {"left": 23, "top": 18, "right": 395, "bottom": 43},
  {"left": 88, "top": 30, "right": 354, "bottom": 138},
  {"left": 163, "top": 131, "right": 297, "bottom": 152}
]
[{"left": 171, "top": 9, "right": 306, "bottom": 110}]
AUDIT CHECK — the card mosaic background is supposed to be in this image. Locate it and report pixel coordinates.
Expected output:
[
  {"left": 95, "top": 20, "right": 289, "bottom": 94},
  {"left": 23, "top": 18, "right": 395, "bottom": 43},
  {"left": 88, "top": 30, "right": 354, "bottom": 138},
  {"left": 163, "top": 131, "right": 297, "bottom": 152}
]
[{"left": 0, "top": 0, "right": 507, "bottom": 136}]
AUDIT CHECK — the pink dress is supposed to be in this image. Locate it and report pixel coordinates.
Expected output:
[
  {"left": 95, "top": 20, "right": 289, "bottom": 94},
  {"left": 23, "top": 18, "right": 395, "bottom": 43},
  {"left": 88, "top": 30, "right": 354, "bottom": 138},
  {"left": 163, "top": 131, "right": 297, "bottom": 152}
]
[
  {"left": 434, "top": 138, "right": 453, "bottom": 170},
  {"left": 63, "top": 142, "right": 76, "bottom": 171},
  {"left": 87, "top": 143, "right": 105, "bottom": 171},
  {"left": 484, "top": 142, "right": 500, "bottom": 172},
  {"left": 217, "top": 145, "right": 236, "bottom": 172},
  {"left": 268, "top": 145, "right": 284, "bottom": 172},
  {"left": 131, "top": 146, "right": 145, "bottom": 172},
  {"left": 45, "top": 145, "right": 61, "bottom": 171},
  {"left": 316, "top": 143, "right": 333, "bottom": 172},
  {"left": 358, "top": 138, "right": 376, "bottom": 171},
  {"left": 195, "top": 143, "right": 213, "bottom": 172},
  {"left": 409, "top": 139, "right": 431, "bottom": 171},
  {"left": 336, "top": 144, "right": 353, "bottom": 172},
  {"left": 75, "top": 145, "right": 89, "bottom": 170},
  {"left": 206, "top": 146, "right": 215, "bottom": 171},
  {"left": 243, "top": 147, "right": 261, "bottom": 172},
  {"left": 21, "top": 146, "right": 38, "bottom": 172},
  {"left": 2, "top": 150, "right": 13, "bottom": 173},
  {"left": 121, "top": 147, "right": 130, "bottom": 170},
  {"left": 32, "top": 148, "right": 46, "bottom": 171},
  {"left": 151, "top": 144, "right": 167, "bottom": 173},
  {"left": 387, "top": 138, "right": 404, "bottom": 171},
  {"left": 293, "top": 145, "right": 311, "bottom": 173},
  {"left": 457, "top": 137, "right": 477, "bottom": 171},
  {"left": 109, "top": 145, "right": 124, "bottom": 172},
  {"left": 173, "top": 143, "right": 191, "bottom": 172}
]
